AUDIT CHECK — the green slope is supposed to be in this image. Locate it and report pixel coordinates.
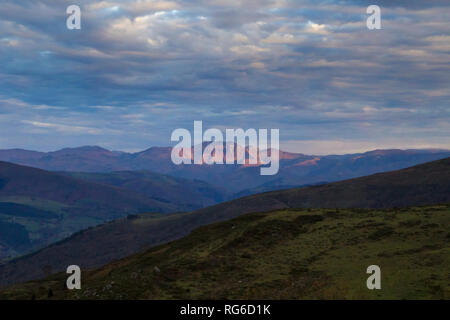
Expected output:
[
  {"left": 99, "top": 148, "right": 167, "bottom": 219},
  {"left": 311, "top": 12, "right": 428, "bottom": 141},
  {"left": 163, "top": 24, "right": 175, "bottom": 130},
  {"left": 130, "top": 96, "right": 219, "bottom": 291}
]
[{"left": 1, "top": 204, "right": 448, "bottom": 300}]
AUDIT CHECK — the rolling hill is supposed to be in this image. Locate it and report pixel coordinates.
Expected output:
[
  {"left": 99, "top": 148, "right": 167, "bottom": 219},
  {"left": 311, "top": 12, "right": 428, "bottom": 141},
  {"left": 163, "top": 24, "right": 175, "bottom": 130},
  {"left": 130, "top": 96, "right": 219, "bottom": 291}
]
[
  {"left": 1, "top": 204, "right": 449, "bottom": 299},
  {"left": 0, "top": 157, "right": 448, "bottom": 288},
  {"left": 61, "top": 171, "right": 228, "bottom": 211},
  {"left": 0, "top": 161, "right": 213, "bottom": 262}
]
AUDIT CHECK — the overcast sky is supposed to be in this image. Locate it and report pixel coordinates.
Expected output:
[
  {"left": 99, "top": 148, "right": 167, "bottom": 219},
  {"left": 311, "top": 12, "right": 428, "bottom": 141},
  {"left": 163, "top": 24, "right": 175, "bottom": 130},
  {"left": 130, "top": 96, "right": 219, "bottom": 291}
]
[{"left": 0, "top": 0, "right": 449, "bottom": 154}]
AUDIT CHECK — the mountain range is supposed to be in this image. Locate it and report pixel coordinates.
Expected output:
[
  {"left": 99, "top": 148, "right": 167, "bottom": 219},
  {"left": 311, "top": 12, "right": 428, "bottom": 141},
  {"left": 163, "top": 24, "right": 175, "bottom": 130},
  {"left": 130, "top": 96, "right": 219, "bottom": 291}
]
[
  {"left": 1, "top": 157, "right": 448, "bottom": 288},
  {"left": 1, "top": 146, "right": 449, "bottom": 195}
]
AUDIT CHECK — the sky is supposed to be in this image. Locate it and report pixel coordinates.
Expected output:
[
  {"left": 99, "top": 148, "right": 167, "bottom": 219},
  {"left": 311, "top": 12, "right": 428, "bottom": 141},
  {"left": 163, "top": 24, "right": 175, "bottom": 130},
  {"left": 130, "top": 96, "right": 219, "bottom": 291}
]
[{"left": 0, "top": 0, "right": 449, "bottom": 154}]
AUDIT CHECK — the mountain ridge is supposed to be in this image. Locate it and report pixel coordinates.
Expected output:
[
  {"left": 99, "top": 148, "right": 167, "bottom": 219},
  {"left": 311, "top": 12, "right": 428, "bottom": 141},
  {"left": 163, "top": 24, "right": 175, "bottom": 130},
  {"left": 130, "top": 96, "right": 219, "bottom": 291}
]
[{"left": 0, "top": 146, "right": 449, "bottom": 194}]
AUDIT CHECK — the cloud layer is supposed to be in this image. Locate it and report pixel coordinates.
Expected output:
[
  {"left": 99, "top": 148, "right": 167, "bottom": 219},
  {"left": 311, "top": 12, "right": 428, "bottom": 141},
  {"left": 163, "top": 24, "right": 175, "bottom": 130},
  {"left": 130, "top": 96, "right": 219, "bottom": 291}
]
[{"left": 0, "top": 0, "right": 449, "bottom": 153}]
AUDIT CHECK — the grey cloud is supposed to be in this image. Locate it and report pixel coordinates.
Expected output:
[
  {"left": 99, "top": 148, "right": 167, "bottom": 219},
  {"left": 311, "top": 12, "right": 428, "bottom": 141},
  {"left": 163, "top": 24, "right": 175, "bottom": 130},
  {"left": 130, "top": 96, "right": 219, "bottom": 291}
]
[{"left": 0, "top": 0, "right": 448, "bottom": 152}]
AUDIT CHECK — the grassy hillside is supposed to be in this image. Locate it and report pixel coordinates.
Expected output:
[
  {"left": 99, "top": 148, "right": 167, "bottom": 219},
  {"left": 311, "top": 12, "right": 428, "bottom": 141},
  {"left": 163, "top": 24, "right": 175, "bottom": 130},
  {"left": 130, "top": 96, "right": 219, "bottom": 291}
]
[
  {"left": 0, "top": 161, "right": 182, "bottom": 261},
  {"left": 0, "top": 157, "right": 448, "bottom": 287},
  {"left": 1, "top": 204, "right": 448, "bottom": 300}
]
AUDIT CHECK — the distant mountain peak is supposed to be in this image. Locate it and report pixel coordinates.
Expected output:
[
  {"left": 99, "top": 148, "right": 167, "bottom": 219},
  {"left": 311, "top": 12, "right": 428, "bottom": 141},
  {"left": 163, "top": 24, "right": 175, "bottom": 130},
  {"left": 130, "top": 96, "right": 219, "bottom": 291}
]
[{"left": 54, "top": 146, "right": 110, "bottom": 152}]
